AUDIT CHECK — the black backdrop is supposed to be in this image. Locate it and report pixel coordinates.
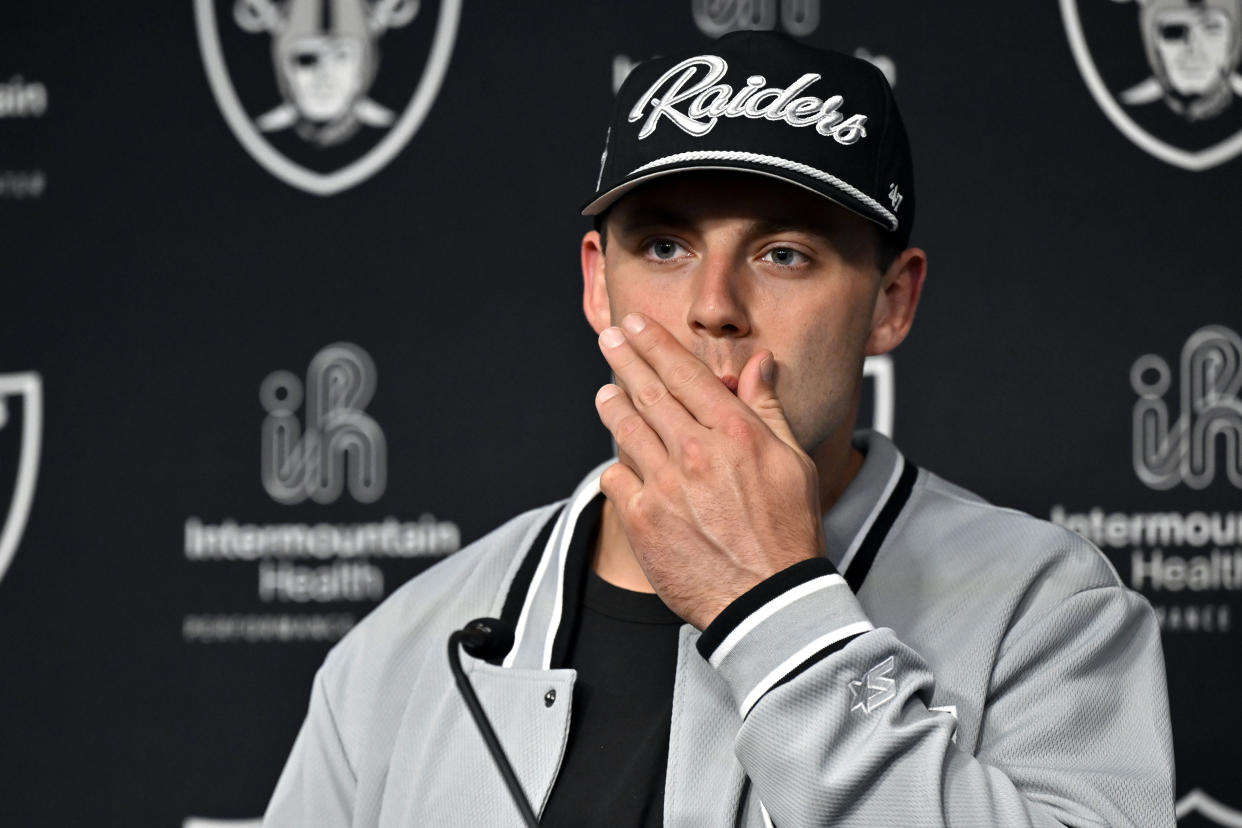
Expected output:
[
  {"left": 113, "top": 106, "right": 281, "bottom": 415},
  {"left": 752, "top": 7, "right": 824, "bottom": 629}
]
[{"left": 2, "top": 1, "right": 1240, "bottom": 825}]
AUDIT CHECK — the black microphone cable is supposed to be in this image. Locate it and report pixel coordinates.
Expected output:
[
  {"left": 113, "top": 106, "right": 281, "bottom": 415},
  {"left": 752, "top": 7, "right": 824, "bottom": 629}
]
[{"left": 448, "top": 617, "right": 541, "bottom": 827}]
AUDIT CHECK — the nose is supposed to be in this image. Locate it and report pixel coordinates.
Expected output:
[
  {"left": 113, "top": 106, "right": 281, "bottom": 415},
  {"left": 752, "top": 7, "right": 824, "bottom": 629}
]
[{"left": 686, "top": 250, "right": 751, "bottom": 338}]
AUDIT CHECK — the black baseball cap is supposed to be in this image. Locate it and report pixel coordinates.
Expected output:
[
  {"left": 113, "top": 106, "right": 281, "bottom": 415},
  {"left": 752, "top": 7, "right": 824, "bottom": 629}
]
[{"left": 582, "top": 31, "right": 915, "bottom": 249}]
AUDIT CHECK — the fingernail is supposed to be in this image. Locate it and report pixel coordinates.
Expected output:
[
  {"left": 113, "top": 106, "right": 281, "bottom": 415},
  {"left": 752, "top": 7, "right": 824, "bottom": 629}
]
[
  {"left": 600, "top": 327, "right": 625, "bottom": 349},
  {"left": 761, "top": 356, "right": 774, "bottom": 384},
  {"left": 597, "top": 384, "right": 621, "bottom": 403},
  {"left": 622, "top": 313, "right": 646, "bottom": 334}
]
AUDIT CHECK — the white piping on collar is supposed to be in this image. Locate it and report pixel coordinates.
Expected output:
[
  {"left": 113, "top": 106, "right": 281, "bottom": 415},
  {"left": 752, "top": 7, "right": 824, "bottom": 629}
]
[
  {"left": 538, "top": 475, "right": 602, "bottom": 669},
  {"left": 836, "top": 454, "right": 905, "bottom": 576},
  {"left": 503, "top": 502, "right": 569, "bottom": 669}
]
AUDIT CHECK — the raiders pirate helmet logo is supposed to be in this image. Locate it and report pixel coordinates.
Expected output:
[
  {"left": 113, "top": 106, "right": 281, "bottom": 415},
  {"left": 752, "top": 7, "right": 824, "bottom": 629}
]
[
  {"left": 195, "top": 0, "right": 462, "bottom": 194},
  {"left": 1062, "top": 0, "right": 1242, "bottom": 169}
]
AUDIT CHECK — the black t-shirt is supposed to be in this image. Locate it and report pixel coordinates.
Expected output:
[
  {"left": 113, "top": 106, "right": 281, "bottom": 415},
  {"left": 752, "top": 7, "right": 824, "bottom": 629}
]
[{"left": 540, "top": 568, "right": 684, "bottom": 826}]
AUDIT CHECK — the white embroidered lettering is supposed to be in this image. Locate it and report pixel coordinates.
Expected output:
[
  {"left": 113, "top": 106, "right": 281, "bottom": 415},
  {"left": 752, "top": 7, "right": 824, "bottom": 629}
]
[
  {"left": 724, "top": 75, "right": 767, "bottom": 116},
  {"left": 762, "top": 72, "right": 821, "bottom": 121},
  {"left": 785, "top": 96, "right": 825, "bottom": 126},
  {"left": 629, "top": 57, "right": 728, "bottom": 139},
  {"left": 627, "top": 55, "right": 869, "bottom": 145},
  {"left": 888, "top": 183, "right": 903, "bottom": 210},
  {"left": 815, "top": 95, "right": 844, "bottom": 128},
  {"left": 742, "top": 87, "right": 784, "bottom": 118},
  {"left": 689, "top": 84, "right": 733, "bottom": 119},
  {"left": 827, "top": 113, "right": 868, "bottom": 144}
]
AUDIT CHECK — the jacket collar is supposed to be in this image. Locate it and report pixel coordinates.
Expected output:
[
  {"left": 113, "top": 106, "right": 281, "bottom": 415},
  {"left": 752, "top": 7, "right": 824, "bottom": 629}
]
[
  {"left": 500, "top": 433, "right": 918, "bottom": 669},
  {"left": 825, "top": 430, "right": 920, "bottom": 589},
  {"left": 502, "top": 460, "right": 610, "bottom": 670}
]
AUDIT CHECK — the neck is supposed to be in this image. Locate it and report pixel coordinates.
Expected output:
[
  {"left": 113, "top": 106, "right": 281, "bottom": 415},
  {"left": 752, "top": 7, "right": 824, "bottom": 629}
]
[
  {"left": 594, "top": 495, "right": 656, "bottom": 592},
  {"left": 808, "top": 427, "right": 864, "bottom": 515},
  {"left": 592, "top": 431, "right": 864, "bottom": 591}
]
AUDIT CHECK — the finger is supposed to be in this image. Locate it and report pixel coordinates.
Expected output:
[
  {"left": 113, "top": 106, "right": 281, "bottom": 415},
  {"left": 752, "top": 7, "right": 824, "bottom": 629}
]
[
  {"left": 613, "top": 313, "right": 739, "bottom": 429},
  {"left": 595, "top": 383, "right": 668, "bottom": 477},
  {"left": 599, "top": 459, "right": 642, "bottom": 513},
  {"left": 599, "top": 324, "right": 702, "bottom": 446},
  {"left": 737, "top": 350, "right": 800, "bottom": 449}
]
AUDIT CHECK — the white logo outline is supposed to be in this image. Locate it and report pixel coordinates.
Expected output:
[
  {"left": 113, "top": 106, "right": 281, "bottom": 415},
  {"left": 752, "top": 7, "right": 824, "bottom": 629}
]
[
  {"left": 1175, "top": 788, "right": 1242, "bottom": 827},
  {"left": 887, "top": 182, "right": 902, "bottom": 210},
  {"left": 848, "top": 654, "right": 897, "bottom": 714},
  {"left": 0, "top": 372, "right": 41, "bottom": 588},
  {"left": 1060, "top": 0, "right": 1242, "bottom": 170},
  {"left": 194, "top": 0, "right": 462, "bottom": 195}
]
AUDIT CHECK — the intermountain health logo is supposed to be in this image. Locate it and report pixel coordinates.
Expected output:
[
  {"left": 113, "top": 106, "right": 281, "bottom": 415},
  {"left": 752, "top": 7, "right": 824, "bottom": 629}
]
[
  {"left": 0, "top": 373, "right": 41, "bottom": 588},
  {"left": 260, "top": 342, "right": 386, "bottom": 504},
  {"left": 194, "top": 0, "right": 462, "bottom": 194},
  {"left": 1061, "top": 0, "right": 1242, "bottom": 170},
  {"left": 1054, "top": 324, "right": 1242, "bottom": 826},
  {"left": 1133, "top": 324, "right": 1242, "bottom": 490},
  {"left": 183, "top": 342, "right": 458, "bottom": 644}
]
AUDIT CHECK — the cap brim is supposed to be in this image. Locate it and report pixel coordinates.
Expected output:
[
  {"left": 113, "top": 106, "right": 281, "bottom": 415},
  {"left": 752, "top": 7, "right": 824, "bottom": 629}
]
[{"left": 581, "top": 160, "right": 897, "bottom": 235}]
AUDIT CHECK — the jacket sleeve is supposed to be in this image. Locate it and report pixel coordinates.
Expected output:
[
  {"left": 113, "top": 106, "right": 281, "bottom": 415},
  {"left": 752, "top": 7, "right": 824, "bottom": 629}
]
[
  {"left": 697, "top": 558, "right": 1176, "bottom": 827},
  {"left": 263, "top": 668, "right": 356, "bottom": 827}
]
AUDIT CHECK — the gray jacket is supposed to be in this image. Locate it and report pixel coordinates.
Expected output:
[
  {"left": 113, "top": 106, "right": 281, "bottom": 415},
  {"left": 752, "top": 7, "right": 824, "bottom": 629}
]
[{"left": 265, "top": 432, "right": 1175, "bottom": 826}]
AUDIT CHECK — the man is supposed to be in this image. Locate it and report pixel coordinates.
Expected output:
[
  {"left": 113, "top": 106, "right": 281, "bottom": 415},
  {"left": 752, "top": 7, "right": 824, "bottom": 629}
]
[{"left": 264, "top": 31, "right": 1175, "bottom": 826}]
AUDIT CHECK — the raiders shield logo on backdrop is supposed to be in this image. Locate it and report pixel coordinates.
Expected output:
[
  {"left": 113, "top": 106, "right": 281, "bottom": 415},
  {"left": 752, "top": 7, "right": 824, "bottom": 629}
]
[
  {"left": 194, "top": 0, "right": 462, "bottom": 194},
  {"left": 0, "top": 373, "right": 41, "bottom": 589},
  {"left": 1061, "top": 0, "right": 1242, "bottom": 169}
]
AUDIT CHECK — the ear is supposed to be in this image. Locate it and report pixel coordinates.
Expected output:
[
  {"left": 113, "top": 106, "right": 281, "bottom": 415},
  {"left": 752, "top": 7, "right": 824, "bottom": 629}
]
[
  {"left": 865, "top": 247, "right": 927, "bottom": 356},
  {"left": 581, "top": 229, "right": 612, "bottom": 335}
]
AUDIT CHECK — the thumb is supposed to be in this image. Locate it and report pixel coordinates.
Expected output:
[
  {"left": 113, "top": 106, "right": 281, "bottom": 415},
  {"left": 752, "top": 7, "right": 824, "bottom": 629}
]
[{"left": 737, "top": 350, "right": 799, "bottom": 448}]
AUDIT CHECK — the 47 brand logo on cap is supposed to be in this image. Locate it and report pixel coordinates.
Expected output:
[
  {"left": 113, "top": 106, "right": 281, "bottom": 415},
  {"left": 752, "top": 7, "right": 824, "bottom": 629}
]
[
  {"left": 1061, "top": 0, "right": 1242, "bottom": 169},
  {"left": 195, "top": 0, "right": 461, "bottom": 194},
  {"left": 628, "top": 55, "right": 869, "bottom": 145}
]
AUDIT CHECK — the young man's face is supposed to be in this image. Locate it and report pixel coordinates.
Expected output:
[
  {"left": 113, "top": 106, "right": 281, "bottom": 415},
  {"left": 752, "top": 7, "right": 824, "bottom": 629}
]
[{"left": 581, "top": 172, "right": 920, "bottom": 459}]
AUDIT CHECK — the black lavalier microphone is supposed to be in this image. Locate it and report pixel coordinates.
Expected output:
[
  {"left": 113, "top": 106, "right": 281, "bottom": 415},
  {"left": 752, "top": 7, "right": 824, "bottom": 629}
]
[{"left": 448, "top": 618, "right": 541, "bottom": 827}]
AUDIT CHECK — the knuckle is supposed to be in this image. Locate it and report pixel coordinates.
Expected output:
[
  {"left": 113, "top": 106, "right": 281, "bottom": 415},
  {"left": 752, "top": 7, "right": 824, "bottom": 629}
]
[
  {"left": 629, "top": 491, "right": 654, "bottom": 528},
  {"left": 639, "top": 332, "right": 663, "bottom": 356},
  {"left": 608, "top": 348, "right": 639, "bottom": 372},
  {"left": 653, "top": 462, "right": 681, "bottom": 493},
  {"left": 615, "top": 413, "right": 646, "bottom": 441},
  {"left": 679, "top": 435, "right": 704, "bottom": 466},
  {"left": 600, "top": 464, "right": 629, "bottom": 502},
  {"left": 680, "top": 439, "right": 716, "bottom": 477},
  {"left": 723, "top": 414, "right": 756, "bottom": 442},
  {"left": 634, "top": 381, "right": 668, "bottom": 409},
  {"left": 668, "top": 360, "right": 702, "bottom": 389}
]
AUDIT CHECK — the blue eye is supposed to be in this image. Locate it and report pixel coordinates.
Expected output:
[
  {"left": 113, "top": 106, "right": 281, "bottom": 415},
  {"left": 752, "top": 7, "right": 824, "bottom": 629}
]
[
  {"left": 762, "top": 247, "right": 808, "bottom": 266},
  {"left": 648, "top": 239, "right": 686, "bottom": 260}
]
